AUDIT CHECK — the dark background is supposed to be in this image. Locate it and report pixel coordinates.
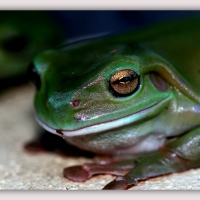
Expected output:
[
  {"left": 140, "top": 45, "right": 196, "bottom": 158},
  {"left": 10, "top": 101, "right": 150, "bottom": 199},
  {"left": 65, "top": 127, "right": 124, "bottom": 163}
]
[{"left": 50, "top": 10, "right": 200, "bottom": 39}]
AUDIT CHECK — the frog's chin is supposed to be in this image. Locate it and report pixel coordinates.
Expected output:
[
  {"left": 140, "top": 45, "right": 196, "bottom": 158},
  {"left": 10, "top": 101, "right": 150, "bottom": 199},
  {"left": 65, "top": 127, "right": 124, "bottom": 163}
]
[{"left": 36, "top": 98, "right": 169, "bottom": 138}]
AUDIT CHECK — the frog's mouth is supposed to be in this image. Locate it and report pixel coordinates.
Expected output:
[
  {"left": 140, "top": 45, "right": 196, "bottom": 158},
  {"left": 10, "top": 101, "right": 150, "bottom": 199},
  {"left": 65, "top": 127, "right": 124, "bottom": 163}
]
[{"left": 36, "top": 98, "right": 169, "bottom": 138}]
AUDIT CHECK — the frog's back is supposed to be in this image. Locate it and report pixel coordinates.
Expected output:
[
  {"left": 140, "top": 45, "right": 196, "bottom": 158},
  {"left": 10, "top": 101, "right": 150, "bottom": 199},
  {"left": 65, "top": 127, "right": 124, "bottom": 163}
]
[
  {"left": 59, "top": 17, "right": 200, "bottom": 102},
  {"left": 112, "top": 17, "right": 200, "bottom": 101}
]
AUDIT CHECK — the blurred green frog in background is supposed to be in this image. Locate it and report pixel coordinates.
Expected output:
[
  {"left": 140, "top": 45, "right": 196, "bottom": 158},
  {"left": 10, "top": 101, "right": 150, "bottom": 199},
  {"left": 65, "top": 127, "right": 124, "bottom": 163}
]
[{"left": 0, "top": 11, "right": 63, "bottom": 86}]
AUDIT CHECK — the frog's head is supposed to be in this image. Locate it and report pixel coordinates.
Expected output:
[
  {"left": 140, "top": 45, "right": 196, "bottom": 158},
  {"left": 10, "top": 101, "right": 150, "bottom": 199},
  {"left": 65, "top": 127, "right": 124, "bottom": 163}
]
[
  {"left": 30, "top": 39, "right": 173, "bottom": 133},
  {"left": 30, "top": 38, "right": 200, "bottom": 154}
]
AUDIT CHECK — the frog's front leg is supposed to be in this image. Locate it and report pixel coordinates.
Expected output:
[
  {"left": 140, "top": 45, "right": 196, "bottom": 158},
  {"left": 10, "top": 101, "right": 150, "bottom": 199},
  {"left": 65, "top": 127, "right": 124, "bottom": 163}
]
[
  {"left": 63, "top": 127, "right": 200, "bottom": 190},
  {"left": 104, "top": 126, "right": 200, "bottom": 189},
  {"left": 63, "top": 159, "right": 136, "bottom": 182}
]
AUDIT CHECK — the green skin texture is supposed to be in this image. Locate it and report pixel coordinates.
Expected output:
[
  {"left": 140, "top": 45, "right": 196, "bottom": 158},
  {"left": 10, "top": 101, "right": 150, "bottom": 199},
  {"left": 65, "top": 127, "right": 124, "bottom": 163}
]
[
  {"left": 0, "top": 11, "right": 63, "bottom": 79},
  {"left": 32, "top": 17, "right": 200, "bottom": 189}
]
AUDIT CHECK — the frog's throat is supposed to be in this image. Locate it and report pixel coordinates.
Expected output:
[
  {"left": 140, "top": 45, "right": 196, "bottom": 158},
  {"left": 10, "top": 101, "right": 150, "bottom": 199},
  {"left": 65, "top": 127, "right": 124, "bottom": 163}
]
[{"left": 36, "top": 98, "right": 169, "bottom": 137}]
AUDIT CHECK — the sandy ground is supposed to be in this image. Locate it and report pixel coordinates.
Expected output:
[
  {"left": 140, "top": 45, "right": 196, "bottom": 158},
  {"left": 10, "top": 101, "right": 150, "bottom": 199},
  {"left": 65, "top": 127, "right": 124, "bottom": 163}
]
[{"left": 0, "top": 83, "right": 200, "bottom": 190}]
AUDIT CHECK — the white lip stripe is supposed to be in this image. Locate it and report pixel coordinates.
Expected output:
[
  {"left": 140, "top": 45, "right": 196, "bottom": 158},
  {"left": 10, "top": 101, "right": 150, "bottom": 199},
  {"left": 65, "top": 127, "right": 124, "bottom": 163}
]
[
  {"left": 36, "top": 98, "right": 169, "bottom": 137},
  {"left": 36, "top": 117, "right": 62, "bottom": 137}
]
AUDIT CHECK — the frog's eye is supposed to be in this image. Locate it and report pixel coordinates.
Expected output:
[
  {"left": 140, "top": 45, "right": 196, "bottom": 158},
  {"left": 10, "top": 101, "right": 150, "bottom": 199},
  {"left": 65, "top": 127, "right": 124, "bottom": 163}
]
[
  {"left": 2, "top": 33, "right": 28, "bottom": 53},
  {"left": 27, "top": 62, "right": 41, "bottom": 90},
  {"left": 109, "top": 69, "right": 140, "bottom": 97}
]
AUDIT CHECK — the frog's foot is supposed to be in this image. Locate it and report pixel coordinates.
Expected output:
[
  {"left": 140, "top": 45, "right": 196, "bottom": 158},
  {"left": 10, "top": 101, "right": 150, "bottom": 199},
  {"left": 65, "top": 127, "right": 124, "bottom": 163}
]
[
  {"left": 103, "top": 176, "right": 131, "bottom": 190},
  {"left": 103, "top": 151, "right": 194, "bottom": 190},
  {"left": 63, "top": 161, "right": 135, "bottom": 182},
  {"left": 24, "top": 132, "right": 51, "bottom": 153},
  {"left": 24, "top": 131, "right": 70, "bottom": 154},
  {"left": 63, "top": 149, "right": 194, "bottom": 189},
  {"left": 24, "top": 131, "right": 94, "bottom": 158},
  {"left": 103, "top": 127, "right": 200, "bottom": 190},
  {"left": 64, "top": 128, "right": 200, "bottom": 189}
]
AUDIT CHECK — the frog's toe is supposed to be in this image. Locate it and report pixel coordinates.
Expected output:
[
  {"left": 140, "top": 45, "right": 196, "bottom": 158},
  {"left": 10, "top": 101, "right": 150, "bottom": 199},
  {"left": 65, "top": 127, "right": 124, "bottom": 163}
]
[
  {"left": 63, "top": 161, "right": 134, "bottom": 182},
  {"left": 103, "top": 176, "right": 132, "bottom": 190},
  {"left": 63, "top": 165, "right": 91, "bottom": 182}
]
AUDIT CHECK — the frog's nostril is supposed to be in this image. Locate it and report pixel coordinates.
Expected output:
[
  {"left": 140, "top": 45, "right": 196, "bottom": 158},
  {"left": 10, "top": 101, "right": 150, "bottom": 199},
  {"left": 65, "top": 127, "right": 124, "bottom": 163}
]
[{"left": 71, "top": 100, "right": 80, "bottom": 107}]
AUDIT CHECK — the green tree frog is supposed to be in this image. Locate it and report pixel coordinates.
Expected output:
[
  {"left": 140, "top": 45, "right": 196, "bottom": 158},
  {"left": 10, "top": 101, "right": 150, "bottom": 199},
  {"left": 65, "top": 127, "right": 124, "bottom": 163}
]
[
  {"left": 28, "top": 17, "right": 200, "bottom": 190},
  {"left": 0, "top": 11, "right": 63, "bottom": 81}
]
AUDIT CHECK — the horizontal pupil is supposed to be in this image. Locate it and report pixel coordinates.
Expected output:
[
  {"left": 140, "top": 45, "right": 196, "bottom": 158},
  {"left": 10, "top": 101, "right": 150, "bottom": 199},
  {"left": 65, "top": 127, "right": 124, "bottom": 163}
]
[{"left": 114, "top": 75, "right": 135, "bottom": 84}]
